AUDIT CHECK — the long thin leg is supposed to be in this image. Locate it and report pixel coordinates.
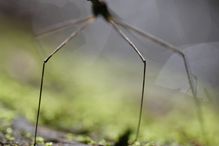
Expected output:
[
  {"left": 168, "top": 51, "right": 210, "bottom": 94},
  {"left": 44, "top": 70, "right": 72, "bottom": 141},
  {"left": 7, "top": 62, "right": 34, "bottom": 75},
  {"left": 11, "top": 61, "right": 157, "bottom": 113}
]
[
  {"left": 109, "top": 20, "right": 146, "bottom": 142},
  {"left": 114, "top": 19, "right": 206, "bottom": 139},
  {"left": 35, "top": 16, "right": 94, "bottom": 38},
  {"left": 192, "top": 74, "right": 198, "bottom": 97},
  {"left": 33, "top": 17, "right": 95, "bottom": 146}
]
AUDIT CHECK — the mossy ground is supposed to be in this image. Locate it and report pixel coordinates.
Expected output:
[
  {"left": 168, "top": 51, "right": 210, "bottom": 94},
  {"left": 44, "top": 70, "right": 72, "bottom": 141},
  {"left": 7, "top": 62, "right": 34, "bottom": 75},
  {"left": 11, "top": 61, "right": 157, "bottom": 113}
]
[{"left": 0, "top": 15, "right": 218, "bottom": 146}]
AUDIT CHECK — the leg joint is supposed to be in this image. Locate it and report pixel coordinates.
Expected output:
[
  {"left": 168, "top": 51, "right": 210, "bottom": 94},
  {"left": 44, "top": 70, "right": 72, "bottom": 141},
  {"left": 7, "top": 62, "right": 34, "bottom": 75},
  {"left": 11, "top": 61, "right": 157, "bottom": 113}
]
[{"left": 43, "top": 56, "right": 51, "bottom": 63}]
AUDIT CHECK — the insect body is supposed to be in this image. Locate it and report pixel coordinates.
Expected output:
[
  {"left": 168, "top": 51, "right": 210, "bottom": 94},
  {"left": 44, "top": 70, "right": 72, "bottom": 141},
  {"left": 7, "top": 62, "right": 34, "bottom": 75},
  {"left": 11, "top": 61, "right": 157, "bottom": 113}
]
[
  {"left": 33, "top": 0, "right": 205, "bottom": 145},
  {"left": 88, "top": 0, "right": 112, "bottom": 21}
]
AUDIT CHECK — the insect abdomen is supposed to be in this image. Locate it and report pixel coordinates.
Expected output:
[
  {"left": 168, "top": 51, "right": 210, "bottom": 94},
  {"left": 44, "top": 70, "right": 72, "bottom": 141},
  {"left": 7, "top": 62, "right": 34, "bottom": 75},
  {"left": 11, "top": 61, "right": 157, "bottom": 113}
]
[{"left": 92, "top": 1, "right": 111, "bottom": 21}]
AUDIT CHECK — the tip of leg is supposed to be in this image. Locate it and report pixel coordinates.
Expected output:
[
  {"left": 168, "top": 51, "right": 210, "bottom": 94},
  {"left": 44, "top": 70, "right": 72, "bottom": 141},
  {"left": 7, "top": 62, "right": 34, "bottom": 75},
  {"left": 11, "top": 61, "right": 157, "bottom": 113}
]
[
  {"left": 34, "top": 140, "right": 37, "bottom": 146},
  {"left": 129, "top": 138, "right": 138, "bottom": 145}
]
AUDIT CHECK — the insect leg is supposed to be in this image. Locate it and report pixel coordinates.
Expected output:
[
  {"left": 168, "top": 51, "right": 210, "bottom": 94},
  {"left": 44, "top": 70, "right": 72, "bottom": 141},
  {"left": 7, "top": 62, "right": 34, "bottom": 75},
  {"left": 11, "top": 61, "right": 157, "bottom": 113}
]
[
  {"left": 114, "top": 19, "right": 206, "bottom": 139},
  {"left": 109, "top": 20, "right": 146, "bottom": 142},
  {"left": 35, "top": 16, "right": 94, "bottom": 38},
  {"left": 33, "top": 17, "right": 95, "bottom": 146}
]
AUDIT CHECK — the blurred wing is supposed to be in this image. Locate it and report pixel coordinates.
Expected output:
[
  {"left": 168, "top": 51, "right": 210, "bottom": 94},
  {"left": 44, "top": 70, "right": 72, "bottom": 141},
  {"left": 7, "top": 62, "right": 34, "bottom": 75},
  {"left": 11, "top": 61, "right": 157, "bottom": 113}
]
[{"left": 35, "top": 16, "right": 93, "bottom": 38}]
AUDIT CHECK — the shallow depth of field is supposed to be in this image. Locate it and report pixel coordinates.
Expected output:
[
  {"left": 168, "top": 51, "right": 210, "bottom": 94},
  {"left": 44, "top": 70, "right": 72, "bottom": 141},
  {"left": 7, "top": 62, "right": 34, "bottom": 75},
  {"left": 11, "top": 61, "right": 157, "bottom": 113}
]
[{"left": 0, "top": 1, "right": 219, "bottom": 146}]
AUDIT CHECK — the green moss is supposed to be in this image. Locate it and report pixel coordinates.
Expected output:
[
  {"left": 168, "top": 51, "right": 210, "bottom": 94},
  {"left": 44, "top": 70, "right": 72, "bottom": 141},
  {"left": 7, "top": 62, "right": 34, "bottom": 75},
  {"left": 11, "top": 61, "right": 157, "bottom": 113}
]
[{"left": 0, "top": 16, "right": 219, "bottom": 146}]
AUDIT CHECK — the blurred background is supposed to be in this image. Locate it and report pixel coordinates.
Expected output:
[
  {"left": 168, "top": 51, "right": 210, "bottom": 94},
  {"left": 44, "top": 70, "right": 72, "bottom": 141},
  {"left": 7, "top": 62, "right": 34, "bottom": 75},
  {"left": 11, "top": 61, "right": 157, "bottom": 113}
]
[{"left": 0, "top": 0, "right": 219, "bottom": 145}]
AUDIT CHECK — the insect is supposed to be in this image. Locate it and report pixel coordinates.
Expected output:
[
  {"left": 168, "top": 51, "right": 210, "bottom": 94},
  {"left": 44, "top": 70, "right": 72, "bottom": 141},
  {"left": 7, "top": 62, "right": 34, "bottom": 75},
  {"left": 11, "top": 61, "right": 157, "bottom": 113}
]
[{"left": 33, "top": 0, "right": 205, "bottom": 145}]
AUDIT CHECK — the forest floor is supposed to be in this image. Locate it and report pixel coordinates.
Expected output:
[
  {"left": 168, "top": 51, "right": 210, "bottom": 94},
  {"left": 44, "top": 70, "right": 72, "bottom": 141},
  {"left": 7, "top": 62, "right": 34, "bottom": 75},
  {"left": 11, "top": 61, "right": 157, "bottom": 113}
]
[{"left": 0, "top": 15, "right": 219, "bottom": 146}]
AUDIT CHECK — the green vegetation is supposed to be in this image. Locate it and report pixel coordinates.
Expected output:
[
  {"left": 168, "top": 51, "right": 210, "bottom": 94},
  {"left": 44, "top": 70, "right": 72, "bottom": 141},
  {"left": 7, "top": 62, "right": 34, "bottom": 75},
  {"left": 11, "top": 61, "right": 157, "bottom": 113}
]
[{"left": 0, "top": 16, "right": 218, "bottom": 145}]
